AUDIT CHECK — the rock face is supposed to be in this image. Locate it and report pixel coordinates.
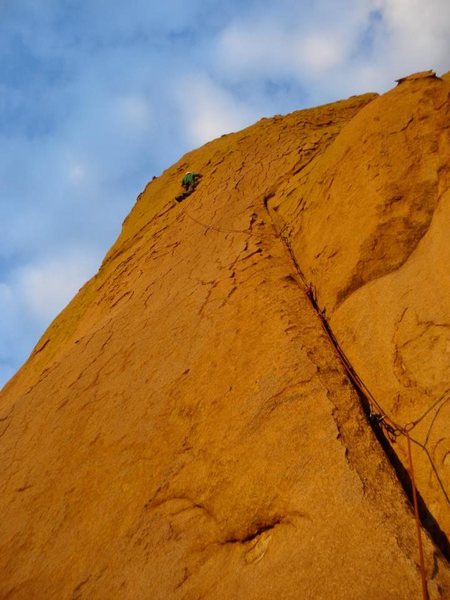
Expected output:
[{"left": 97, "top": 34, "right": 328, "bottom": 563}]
[
  {"left": 0, "top": 74, "right": 449, "bottom": 599},
  {"left": 274, "top": 71, "right": 450, "bottom": 538}
]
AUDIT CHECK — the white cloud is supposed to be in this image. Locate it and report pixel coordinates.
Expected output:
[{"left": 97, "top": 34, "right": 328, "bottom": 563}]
[
  {"left": 15, "top": 251, "right": 99, "bottom": 323},
  {"left": 296, "top": 34, "right": 347, "bottom": 71},
  {"left": 175, "top": 74, "right": 254, "bottom": 146},
  {"left": 219, "top": 25, "right": 349, "bottom": 77},
  {"left": 374, "top": 0, "right": 450, "bottom": 71},
  {"left": 216, "top": 0, "right": 450, "bottom": 100},
  {"left": 218, "top": 25, "right": 287, "bottom": 76},
  {"left": 116, "top": 95, "right": 153, "bottom": 129},
  {"left": 67, "top": 161, "right": 88, "bottom": 184},
  {"left": 0, "top": 249, "right": 101, "bottom": 387},
  {"left": 216, "top": 6, "right": 369, "bottom": 82}
]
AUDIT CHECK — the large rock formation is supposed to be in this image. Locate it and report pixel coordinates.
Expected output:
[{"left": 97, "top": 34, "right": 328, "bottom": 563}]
[
  {"left": 0, "top": 72, "right": 449, "bottom": 599},
  {"left": 273, "top": 69, "right": 450, "bottom": 537}
]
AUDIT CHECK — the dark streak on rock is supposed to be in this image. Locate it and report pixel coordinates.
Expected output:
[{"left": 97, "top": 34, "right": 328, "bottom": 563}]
[{"left": 221, "top": 516, "right": 283, "bottom": 545}]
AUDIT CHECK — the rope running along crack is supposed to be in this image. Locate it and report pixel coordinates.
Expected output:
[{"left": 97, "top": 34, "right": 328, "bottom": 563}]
[{"left": 182, "top": 198, "right": 449, "bottom": 597}]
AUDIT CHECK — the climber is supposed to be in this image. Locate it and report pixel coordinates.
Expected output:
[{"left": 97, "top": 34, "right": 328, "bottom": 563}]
[
  {"left": 182, "top": 171, "right": 202, "bottom": 192},
  {"left": 175, "top": 171, "right": 202, "bottom": 203}
]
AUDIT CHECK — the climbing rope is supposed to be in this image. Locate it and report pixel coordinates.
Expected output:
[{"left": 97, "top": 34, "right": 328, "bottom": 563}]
[
  {"left": 406, "top": 431, "right": 430, "bottom": 600},
  {"left": 179, "top": 194, "right": 447, "bottom": 595},
  {"left": 276, "top": 222, "right": 449, "bottom": 598},
  {"left": 305, "top": 273, "right": 450, "bottom": 507},
  {"left": 183, "top": 210, "right": 249, "bottom": 235},
  {"left": 185, "top": 208, "right": 448, "bottom": 497},
  {"left": 280, "top": 226, "right": 449, "bottom": 488},
  {"left": 184, "top": 201, "right": 449, "bottom": 506}
]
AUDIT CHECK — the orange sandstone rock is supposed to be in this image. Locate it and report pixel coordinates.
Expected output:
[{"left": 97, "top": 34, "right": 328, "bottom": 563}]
[
  {"left": 396, "top": 70, "right": 438, "bottom": 84},
  {"left": 274, "top": 72, "right": 450, "bottom": 538},
  {"left": 0, "top": 78, "right": 449, "bottom": 599}
]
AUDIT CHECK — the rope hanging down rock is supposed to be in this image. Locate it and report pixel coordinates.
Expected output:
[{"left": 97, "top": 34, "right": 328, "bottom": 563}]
[
  {"left": 406, "top": 431, "right": 430, "bottom": 600},
  {"left": 280, "top": 227, "right": 449, "bottom": 504},
  {"left": 181, "top": 189, "right": 447, "bottom": 599},
  {"left": 276, "top": 226, "right": 448, "bottom": 600},
  {"left": 183, "top": 204, "right": 450, "bottom": 512},
  {"left": 184, "top": 210, "right": 249, "bottom": 235},
  {"left": 183, "top": 205, "right": 449, "bottom": 509}
]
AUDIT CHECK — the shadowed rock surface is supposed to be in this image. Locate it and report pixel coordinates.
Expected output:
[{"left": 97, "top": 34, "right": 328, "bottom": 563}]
[{"left": 0, "top": 72, "right": 449, "bottom": 599}]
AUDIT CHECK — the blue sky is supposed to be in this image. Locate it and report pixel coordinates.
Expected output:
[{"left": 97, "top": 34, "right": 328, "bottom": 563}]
[{"left": 1, "top": 0, "right": 450, "bottom": 387}]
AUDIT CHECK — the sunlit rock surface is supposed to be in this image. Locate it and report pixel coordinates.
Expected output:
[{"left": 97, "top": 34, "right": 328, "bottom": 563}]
[
  {"left": 274, "top": 70, "right": 450, "bottom": 537},
  {"left": 1, "top": 72, "right": 449, "bottom": 599}
]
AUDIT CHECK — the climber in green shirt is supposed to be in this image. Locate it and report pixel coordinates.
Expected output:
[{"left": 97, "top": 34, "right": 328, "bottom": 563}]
[
  {"left": 176, "top": 171, "right": 202, "bottom": 202},
  {"left": 182, "top": 171, "right": 202, "bottom": 192}
]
